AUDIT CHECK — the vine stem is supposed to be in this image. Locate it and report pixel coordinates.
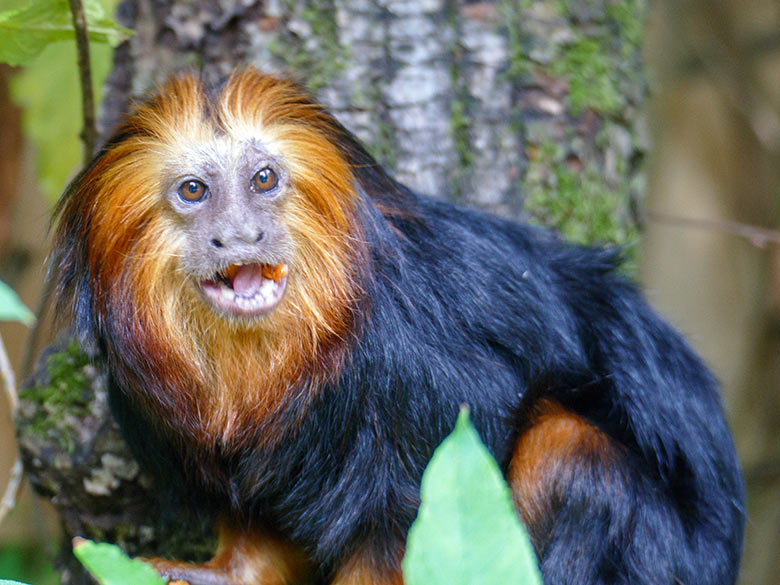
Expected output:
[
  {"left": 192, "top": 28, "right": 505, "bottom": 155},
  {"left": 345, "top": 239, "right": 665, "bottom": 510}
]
[
  {"left": 21, "top": 0, "right": 97, "bottom": 379},
  {"left": 0, "top": 333, "right": 24, "bottom": 527},
  {"left": 68, "top": 0, "right": 97, "bottom": 161}
]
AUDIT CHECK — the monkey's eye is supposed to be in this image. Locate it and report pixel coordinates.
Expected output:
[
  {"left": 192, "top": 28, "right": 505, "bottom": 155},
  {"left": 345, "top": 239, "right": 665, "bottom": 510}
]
[
  {"left": 178, "top": 180, "right": 208, "bottom": 203},
  {"left": 251, "top": 167, "right": 278, "bottom": 194}
]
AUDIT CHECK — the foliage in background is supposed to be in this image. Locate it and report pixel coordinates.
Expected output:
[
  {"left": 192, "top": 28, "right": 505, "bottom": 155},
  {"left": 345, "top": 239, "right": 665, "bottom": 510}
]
[
  {"left": 0, "top": 5, "right": 125, "bottom": 585},
  {"left": 0, "top": 0, "right": 128, "bottom": 201},
  {"left": 0, "top": 282, "right": 34, "bottom": 326},
  {"left": 0, "top": 543, "right": 58, "bottom": 585},
  {"left": 9, "top": 41, "right": 113, "bottom": 201},
  {"left": 0, "top": 0, "right": 128, "bottom": 66}
]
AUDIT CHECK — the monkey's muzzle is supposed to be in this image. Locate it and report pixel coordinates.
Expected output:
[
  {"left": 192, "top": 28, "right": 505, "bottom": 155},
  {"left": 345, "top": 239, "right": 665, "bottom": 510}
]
[{"left": 200, "top": 262, "right": 288, "bottom": 317}]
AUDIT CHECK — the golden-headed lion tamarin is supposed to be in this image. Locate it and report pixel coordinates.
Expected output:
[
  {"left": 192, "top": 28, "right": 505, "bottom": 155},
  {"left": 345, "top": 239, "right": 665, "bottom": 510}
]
[{"left": 51, "top": 68, "right": 744, "bottom": 585}]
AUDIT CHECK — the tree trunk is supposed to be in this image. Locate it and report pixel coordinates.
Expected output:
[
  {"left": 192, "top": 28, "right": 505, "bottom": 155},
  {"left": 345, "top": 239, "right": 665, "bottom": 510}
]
[
  {"left": 17, "top": 1, "right": 648, "bottom": 583},
  {"left": 101, "top": 0, "right": 646, "bottom": 227}
]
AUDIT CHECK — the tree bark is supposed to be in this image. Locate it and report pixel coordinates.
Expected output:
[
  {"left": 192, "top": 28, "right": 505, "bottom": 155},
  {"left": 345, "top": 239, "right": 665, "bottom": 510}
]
[
  {"left": 17, "top": 1, "right": 648, "bottom": 583},
  {"left": 101, "top": 0, "right": 647, "bottom": 225}
]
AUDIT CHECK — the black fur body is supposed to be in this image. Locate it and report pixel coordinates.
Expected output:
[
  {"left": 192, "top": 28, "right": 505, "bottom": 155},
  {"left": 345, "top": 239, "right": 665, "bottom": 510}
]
[{"left": 110, "top": 186, "right": 744, "bottom": 584}]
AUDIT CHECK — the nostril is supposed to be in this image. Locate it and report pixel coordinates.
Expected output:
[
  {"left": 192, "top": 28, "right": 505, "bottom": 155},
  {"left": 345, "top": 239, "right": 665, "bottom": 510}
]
[{"left": 210, "top": 238, "right": 224, "bottom": 249}]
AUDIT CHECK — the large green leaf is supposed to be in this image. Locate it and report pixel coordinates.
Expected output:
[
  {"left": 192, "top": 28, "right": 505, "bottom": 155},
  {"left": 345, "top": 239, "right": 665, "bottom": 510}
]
[
  {"left": 72, "top": 539, "right": 165, "bottom": 585},
  {"left": 0, "top": 0, "right": 130, "bottom": 66},
  {"left": 0, "top": 281, "right": 34, "bottom": 325},
  {"left": 403, "top": 409, "right": 543, "bottom": 585}
]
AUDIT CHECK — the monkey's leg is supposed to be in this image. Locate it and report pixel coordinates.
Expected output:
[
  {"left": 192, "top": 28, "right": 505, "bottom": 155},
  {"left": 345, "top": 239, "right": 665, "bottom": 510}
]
[
  {"left": 145, "top": 519, "right": 312, "bottom": 585},
  {"left": 506, "top": 399, "right": 684, "bottom": 585}
]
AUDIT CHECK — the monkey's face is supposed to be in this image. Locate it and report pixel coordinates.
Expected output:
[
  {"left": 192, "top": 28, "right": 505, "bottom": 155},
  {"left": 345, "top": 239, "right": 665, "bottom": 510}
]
[
  {"left": 59, "top": 71, "right": 362, "bottom": 356},
  {"left": 54, "top": 71, "right": 366, "bottom": 422},
  {"left": 164, "top": 140, "right": 294, "bottom": 319}
]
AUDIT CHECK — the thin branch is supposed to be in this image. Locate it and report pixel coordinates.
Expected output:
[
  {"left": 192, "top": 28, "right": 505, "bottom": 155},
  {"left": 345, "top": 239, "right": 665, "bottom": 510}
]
[
  {"left": 0, "top": 333, "right": 24, "bottom": 526},
  {"left": 648, "top": 211, "right": 780, "bottom": 249},
  {"left": 68, "top": 0, "right": 97, "bottom": 161},
  {"left": 22, "top": 273, "right": 54, "bottom": 380},
  {"left": 0, "top": 460, "right": 23, "bottom": 527},
  {"left": 0, "top": 333, "right": 16, "bottom": 412},
  {"left": 670, "top": 32, "right": 780, "bottom": 81}
]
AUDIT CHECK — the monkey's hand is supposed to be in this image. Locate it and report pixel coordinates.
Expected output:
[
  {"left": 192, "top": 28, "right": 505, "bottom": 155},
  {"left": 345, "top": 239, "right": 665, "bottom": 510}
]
[
  {"left": 142, "top": 523, "right": 311, "bottom": 585},
  {"left": 143, "top": 557, "right": 227, "bottom": 585}
]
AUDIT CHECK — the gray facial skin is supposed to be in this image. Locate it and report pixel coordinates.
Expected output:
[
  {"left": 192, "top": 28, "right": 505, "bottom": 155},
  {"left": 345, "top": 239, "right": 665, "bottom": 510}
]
[{"left": 161, "top": 140, "right": 295, "bottom": 317}]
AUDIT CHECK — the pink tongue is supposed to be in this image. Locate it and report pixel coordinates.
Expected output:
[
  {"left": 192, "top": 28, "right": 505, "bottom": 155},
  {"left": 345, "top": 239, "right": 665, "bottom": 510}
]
[{"left": 232, "top": 264, "right": 265, "bottom": 296}]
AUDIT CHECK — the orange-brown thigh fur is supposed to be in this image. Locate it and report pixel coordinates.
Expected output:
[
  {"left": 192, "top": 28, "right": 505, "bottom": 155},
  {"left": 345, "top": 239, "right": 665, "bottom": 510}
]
[
  {"left": 330, "top": 547, "right": 405, "bottom": 585},
  {"left": 147, "top": 519, "right": 311, "bottom": 585},
  {"left": 507, "top": 400, "right": 623, "bottom": 545}
]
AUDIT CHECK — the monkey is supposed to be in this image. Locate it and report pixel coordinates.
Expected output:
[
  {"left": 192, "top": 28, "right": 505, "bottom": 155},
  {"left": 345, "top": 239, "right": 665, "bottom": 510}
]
[{"left": 50, "top": 68, "right": 744, "bottom": 585}]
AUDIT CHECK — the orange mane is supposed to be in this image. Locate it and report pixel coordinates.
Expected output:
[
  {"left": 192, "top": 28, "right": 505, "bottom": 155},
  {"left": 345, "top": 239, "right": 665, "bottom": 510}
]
[{"left": 54, "top": 69, "right": 368, "bottom": 451}]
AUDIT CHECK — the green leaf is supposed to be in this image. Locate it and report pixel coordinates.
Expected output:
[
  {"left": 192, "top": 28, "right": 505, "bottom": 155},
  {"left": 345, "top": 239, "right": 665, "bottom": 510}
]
[
  {"left": 0, "top": 580, "right": 33, "bottom": 585},
  {"left": 403, "top": 408, "right": 544, "bottom": 585},
  {"left": 10, "top": 28, "right": 114, "bottom": 201},
  {"left": 0, "top": 281, "right": 34, "bottom": 325},
  {"left": 72, "top": 539, "right": 166, "bottom": 585},
  {"left": 0, "top": 0, "right": 131, "bottom": 66}
]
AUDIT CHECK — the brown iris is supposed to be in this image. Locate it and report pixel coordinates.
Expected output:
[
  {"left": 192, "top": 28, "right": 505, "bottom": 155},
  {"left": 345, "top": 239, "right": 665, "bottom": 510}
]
[
  {"left": 178, "top": 179, "right": 208, "bottom": 202},
  {"left": 251, "top": 167, "right": 278, "bottom": 194}
]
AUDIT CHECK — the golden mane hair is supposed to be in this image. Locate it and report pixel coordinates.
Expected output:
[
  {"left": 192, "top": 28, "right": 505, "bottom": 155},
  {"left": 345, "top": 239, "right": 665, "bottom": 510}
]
[{"left": 53, "top": 69, "right": 368, "bottom": 450}]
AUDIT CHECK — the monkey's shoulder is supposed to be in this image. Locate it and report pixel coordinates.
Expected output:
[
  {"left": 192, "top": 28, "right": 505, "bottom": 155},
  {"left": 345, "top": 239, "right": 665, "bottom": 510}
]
[{"left": 369, "top": 192, "right": 629, "bottom": 327}]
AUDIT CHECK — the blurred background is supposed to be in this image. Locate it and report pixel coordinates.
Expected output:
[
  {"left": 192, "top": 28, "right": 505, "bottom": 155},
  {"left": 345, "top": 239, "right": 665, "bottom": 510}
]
[{"left": 0, "top": 0, "right": 778, "bottom": 583}]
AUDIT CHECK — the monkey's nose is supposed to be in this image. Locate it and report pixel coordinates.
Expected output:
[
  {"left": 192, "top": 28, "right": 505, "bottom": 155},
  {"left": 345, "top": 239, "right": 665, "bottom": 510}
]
[{"left": 210, "top": 228, "right": 264, "bottom": 250}]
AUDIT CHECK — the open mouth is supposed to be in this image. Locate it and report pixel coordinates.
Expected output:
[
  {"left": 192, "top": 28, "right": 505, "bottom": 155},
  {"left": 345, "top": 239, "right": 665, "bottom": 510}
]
[{"left": 201, "top": 262, "right": 288, "bottom": 317}]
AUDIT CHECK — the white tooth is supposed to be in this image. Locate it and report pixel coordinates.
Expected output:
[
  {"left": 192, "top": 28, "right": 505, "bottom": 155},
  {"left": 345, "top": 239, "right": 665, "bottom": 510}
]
[
  {"left": 260, "top": 278, "right": 275, "bottom": 297},
  {"left": 220, "top": 284, "right": 233, "bottom": 301}
]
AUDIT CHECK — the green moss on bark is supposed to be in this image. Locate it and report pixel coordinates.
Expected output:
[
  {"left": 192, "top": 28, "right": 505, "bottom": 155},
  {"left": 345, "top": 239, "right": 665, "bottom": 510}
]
[
  {"left": 18, "top": 339, "right": 93, "bottom": 453},
  {"left": 554, "top": 0, "right": 647, "bottom": 115},
  {"left": 270, "top": 0, "right": 348, "bottom": 92},
  {"left": 523, "top": 138, "right": 639, "bottom": 270}
]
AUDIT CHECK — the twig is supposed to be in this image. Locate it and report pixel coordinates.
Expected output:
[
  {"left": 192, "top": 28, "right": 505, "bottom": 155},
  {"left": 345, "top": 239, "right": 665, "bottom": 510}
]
[
  {"left": 0, "top": 333, "right": 16, "bottom": 412},
  {"left": 0, "top": 460, "right": 23, "bottom": 527},
  {"left": 0, "top": 333, "right": 24, "bottom": 526},
  {"left": 68, "top": 0, "right": 97, "bottom": 161},
  {"left": 22, "top": 273, "right": 54, "bottom": 380},
  {"left": 670, "top": 32, "right": 780, "bottom": 82},
  {"left": 648, "top": 211, "right": 780, "bottom": 249}
]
